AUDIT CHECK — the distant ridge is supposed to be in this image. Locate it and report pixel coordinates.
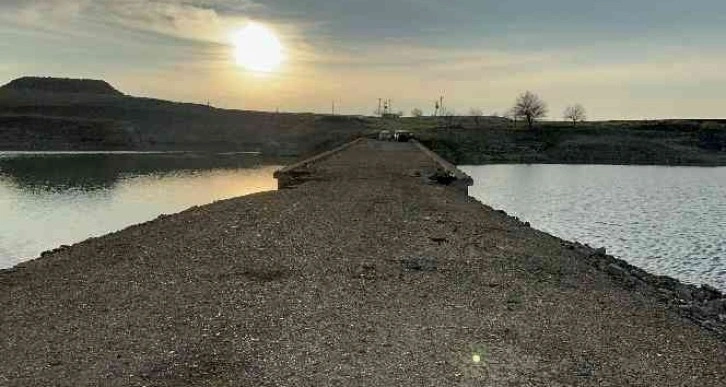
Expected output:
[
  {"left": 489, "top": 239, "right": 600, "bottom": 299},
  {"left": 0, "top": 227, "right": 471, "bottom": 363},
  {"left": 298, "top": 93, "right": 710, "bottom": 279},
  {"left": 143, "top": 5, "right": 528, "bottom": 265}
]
[{"left": 0, "top": 76, "right": 123, "bottom": 96}]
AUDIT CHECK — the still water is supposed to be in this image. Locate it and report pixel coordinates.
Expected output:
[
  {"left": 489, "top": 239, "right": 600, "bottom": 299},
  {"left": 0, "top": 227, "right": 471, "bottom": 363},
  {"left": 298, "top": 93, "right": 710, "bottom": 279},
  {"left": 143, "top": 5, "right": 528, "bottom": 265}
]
[
  {"left": 0, "top": 152, "right": 279, "bottom": 268},
  {"left": 461, "top": 165, "right": 726, "bottom": 290}
]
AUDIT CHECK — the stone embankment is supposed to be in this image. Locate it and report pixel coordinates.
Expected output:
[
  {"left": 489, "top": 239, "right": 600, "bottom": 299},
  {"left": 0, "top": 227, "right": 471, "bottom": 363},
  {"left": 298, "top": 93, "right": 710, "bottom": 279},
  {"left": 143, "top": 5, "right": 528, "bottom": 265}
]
[
  {"left": 1, "top": 139, "right": 725, "bottom": 386},
  {"left": 570, "top": 242, "right": 726, "bottom": 339}
]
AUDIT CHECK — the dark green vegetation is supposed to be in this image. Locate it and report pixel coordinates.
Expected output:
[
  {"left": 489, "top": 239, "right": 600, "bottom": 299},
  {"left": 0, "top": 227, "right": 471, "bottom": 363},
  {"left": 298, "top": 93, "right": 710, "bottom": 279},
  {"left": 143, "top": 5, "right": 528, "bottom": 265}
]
[
  {"left": 408, "top": 118, "right": 726, "bottom": 166},
  {"left": 1, "top": 77, "right": 725, "bottom": 165}
]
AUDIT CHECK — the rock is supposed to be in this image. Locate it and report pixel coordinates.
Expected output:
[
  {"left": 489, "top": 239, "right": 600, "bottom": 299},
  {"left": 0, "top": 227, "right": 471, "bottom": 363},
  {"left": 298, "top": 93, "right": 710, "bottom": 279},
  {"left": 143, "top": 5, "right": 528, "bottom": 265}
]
[
  {"left": 352, "top": 263, "right": 377, "bottom": 280},
  {"left": 560, "top": 241, "right": 576, "bottom": 250},
  {"left": 606, "top": 263, "right": 641, "bottom": 289},
  {"left": 400, "top": 256, "right": 437, "bottom": 272},
  {"left": 594, "top": 247, "right": 607, "bottom": 256},
  {"left": 703, "top": 299, "right": 726, "bottom": 315},
  {"left": 575, "top": 361, "right": 596, "bottom": 377},
  {"left": 606, "top": 263, "right": 626, "bottom": 277},
  {"left": 692, "top": 285, "right": 722, "bottom": 302},
  {"left": 427, "top": 170, "right": 456, "bottom": 185},
  {"left": 430, "top": 237, "right": 447, "bottom": 244},
  {"left": 675, "top": 286, "right": 694, "bottom": 303},
  {"left": 701, "top": 284, "right": 723, "bottom": 298}
]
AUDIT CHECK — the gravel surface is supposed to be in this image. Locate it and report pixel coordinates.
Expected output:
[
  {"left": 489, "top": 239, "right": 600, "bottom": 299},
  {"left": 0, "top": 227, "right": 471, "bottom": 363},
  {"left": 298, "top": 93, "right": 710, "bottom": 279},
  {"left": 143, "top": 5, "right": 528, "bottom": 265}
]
[{"left": 2, "top": 139, "right": 725, "bottom": 386}]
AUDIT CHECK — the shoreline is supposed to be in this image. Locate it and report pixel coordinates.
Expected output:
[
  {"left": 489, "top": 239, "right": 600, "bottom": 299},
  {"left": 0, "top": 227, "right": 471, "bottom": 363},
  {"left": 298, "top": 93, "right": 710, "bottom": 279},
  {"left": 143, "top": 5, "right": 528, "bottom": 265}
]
[{"left": 1, "top": 145, "right": 724, "bottom": 167}]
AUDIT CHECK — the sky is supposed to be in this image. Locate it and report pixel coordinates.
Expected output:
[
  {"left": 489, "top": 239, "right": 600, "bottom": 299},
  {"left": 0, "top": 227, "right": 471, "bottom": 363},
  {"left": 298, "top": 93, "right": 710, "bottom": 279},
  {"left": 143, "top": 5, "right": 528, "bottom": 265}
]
[{"left": 1, "top": 0, "right": 725, "bottom": 119}]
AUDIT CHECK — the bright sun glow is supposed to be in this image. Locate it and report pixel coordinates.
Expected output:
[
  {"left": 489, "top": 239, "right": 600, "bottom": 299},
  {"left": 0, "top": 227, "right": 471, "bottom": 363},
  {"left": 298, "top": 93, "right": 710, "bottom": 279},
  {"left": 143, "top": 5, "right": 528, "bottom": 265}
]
[{"left": 233, "top": 23, "right": 284, "bottom": 73}]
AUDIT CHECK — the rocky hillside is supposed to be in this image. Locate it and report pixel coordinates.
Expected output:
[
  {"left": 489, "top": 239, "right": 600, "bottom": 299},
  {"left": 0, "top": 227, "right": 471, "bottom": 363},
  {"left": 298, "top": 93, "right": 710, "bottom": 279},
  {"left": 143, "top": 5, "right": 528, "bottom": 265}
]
[{"left": 1, "top": 77, "right": 124, "bottom": 96}]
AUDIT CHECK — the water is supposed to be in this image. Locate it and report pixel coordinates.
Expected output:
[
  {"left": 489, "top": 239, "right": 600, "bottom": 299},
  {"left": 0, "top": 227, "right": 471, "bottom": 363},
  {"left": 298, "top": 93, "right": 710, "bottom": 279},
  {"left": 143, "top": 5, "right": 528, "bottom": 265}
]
[
  {"left": 0, "top": 152, "right": 279, "bottom": 268},
  {"left": 461, "top": 165, "right": 726, "bottom": 290}
]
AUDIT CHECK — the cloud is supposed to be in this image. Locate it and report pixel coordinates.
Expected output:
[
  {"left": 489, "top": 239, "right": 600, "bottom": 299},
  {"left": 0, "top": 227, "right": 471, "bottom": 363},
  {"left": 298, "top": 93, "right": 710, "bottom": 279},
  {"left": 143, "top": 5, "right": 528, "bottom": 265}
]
[
  {"left": 0, "top": 0, "right": 88, "bottom": 25},
  {"left": 0, "top": 0, "right": 266, "bottom": 43},
  {"left": 102, "top": 0, "right": 230, "bottom": 43}
]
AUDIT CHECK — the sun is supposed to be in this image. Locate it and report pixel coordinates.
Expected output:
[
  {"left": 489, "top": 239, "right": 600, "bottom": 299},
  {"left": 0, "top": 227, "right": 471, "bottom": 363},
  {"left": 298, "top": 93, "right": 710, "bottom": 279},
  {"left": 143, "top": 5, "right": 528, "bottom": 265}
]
[{"left": 232, "top": 23, "right": 284, "bottom": 73}]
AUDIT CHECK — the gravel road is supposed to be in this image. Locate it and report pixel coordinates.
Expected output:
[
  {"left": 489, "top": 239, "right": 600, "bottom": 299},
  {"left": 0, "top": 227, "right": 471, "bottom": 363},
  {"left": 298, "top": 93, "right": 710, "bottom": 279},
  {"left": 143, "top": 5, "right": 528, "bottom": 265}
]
[{"left": 2, "top": 139, "right": 725, "bottom": 386}]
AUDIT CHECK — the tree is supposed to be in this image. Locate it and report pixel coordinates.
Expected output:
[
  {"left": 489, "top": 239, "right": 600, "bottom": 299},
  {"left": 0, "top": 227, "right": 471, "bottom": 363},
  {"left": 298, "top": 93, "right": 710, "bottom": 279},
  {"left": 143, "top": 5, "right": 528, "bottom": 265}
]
[
  {"left": 563, "top": 104, "right": 586, "bottom": 126},
  {"left": 513, "top": 91, "right": 547, "bottom": 130},
  {"left": 469, "top": 108, "right": 483, "bottom": 127},
  {"left": 411, "top": 108, "right": 423, "bottom": 117}
]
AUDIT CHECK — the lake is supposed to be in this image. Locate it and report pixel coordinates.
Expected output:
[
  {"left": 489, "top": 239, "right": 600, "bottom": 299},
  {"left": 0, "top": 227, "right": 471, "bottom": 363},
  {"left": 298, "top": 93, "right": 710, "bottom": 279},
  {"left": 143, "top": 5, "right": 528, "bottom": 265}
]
[
  {"left": 0, "top": 152, "right": 279, "bottom": 268},
  {"left": 461, "top": 165, "right": 726, "bottom": 290}
]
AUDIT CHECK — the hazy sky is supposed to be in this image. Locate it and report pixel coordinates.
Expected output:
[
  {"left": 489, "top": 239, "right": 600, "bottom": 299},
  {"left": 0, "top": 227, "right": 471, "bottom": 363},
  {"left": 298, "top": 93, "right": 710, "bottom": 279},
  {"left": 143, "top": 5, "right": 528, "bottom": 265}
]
[{"left": 1, "top": 0, "right": 725, "bottom": 119}]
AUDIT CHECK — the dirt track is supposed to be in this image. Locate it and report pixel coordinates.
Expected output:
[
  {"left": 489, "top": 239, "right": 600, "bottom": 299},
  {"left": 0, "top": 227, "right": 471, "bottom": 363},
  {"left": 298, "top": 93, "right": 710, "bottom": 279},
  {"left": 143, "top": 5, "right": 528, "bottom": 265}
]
[{"left": 2, "top": 139, "right": 725, "bottom": 386}]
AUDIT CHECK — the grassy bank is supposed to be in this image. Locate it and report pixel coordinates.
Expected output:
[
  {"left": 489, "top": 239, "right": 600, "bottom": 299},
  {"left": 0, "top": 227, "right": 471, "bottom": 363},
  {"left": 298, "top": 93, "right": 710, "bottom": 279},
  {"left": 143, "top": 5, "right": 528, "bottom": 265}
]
[{"left": 376, "top": 117, "right": 726, "bottom": 166}]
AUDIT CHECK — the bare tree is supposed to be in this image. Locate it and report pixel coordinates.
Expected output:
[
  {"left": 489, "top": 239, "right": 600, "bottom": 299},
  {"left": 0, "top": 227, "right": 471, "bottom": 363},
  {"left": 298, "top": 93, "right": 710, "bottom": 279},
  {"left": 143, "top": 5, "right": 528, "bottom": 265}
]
[
  {"left": 469, "top": 107, "right": 483, "bottom": 127},
  {"left": 513, "top": 91, "right": 547, "bottom": 130},
  {"left": 563, "top": 104, "right": 586, "bottom": 126},
  {"left": 411, "top": 108, "right": 423, "bottom": 117}
]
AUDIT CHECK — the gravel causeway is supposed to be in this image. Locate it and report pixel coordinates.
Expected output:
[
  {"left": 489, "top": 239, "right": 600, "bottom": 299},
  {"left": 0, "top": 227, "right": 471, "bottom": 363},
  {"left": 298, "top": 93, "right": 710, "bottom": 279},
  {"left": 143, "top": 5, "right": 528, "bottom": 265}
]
[{"left": 2, "top": 139, "right": 725, "bottom": 386}]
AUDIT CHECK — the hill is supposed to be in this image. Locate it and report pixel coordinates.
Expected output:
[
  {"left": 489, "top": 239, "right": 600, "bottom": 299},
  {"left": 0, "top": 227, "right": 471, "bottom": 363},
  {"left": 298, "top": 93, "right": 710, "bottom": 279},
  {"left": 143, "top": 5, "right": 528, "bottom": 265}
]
[
  {"left": 0, "top": 77, "right": 371, "bottom": 156},
  {"left": 1, "top": 77, "right": 123, "bottom": 96}
]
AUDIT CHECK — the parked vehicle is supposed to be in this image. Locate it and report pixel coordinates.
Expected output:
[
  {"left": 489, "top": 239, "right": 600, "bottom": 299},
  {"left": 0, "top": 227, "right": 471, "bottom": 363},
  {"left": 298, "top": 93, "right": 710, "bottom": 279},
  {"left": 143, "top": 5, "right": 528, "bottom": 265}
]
[{"left": 394, "top": 130, "right": 413, "bottom": 142}]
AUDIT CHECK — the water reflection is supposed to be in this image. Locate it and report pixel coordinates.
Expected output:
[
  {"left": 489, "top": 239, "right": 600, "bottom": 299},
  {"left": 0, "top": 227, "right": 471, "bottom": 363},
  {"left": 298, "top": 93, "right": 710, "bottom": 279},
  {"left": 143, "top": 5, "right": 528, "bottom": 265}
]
[
  {"left": 0, "top": 153, "right": 279, "bottom": 268},
  {"left": 0, "top": 152, "right": 264, "bottom": 191}
]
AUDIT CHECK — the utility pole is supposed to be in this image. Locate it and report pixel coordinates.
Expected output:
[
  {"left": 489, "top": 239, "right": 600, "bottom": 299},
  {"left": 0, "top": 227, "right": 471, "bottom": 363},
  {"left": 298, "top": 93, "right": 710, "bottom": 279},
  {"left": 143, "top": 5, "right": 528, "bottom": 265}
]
[
  {"left": 332, "top": 101, "right": 336, "bottom": 116},
  {"left": 377, "top": 98, "right": 382, "bottom": 117}
]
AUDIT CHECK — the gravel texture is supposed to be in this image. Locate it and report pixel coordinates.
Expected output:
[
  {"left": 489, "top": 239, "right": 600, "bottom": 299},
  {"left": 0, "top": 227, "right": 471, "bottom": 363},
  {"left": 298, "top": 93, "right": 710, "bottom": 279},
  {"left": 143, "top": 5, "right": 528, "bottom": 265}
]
[{"left": 2, "top": 139, "right": 726, "bottom": 386}]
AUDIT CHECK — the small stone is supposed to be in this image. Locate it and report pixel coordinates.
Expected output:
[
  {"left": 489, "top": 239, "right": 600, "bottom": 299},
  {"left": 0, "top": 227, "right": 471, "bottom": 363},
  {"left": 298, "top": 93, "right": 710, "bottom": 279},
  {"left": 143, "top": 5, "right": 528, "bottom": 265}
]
[
  {"left": 675, "top": 286, "right": 694, "bottom": 302},
  {"left": 701, "top": 284, "right": 722, "bottom": 298},
  {"left": 430, "top": 237, "right": 447, "bottom": 244},
  {"left": 575, "top": 361, "right": 595, "bottom": 377},
  {"left": 400, "top": 256, "right": 437, "bottom": 272},
  {"left": 607, "top": 263, "right": 626, "bottom": 277}
]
